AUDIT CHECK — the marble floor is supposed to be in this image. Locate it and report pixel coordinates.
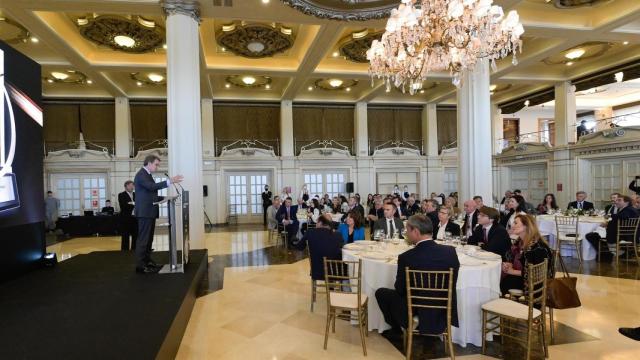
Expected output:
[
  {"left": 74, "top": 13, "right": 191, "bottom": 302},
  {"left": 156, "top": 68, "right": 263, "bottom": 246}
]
[{"left": 46, "top": 227, "right": 640, "bottom": 359}]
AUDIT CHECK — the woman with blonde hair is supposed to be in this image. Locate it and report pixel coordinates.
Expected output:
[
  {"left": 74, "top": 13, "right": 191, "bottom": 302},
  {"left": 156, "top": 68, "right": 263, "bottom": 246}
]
[{"left": 500, "top": 214, "right": 554, "bottom": 295}]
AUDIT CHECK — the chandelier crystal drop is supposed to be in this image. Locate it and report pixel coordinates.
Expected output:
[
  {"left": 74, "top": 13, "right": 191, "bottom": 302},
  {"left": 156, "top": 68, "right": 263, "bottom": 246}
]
[{"left": 367, "top": 0, "right": 524, "bottom": 94}]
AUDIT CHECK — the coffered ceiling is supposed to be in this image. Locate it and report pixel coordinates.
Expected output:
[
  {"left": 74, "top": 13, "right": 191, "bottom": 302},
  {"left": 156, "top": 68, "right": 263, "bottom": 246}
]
[{"left": 1, "top": 0, "right": 640, "bottom": 106}]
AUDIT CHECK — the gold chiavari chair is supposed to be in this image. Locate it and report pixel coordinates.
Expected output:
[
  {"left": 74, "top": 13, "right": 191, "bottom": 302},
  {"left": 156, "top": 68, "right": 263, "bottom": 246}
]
[
  {"left": 323, "top": 258, "right": 368, "bottom": 356},
  {"left": 404, "top": 268, "right": 455, "bottom": 360},
  {"left": 306, "top": 245, "right": 325, "bottom": 312},
  {"left": 275, "top": 223, "right": 288, "bottom": 248},
  {"left": 482, "top": 259, "right": 549, "bottom": 360},
  {"left": 554, "top": 215, "right": 582, "bottom": 267},
  {"left": 612, "top": 218, "right": 640, "bottom": 267}
]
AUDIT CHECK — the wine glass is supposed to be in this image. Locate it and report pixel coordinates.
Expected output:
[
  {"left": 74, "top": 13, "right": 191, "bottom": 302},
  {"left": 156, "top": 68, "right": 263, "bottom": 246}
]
[{"left": 460, "top": 236, "right": 468, "bottom": 246}]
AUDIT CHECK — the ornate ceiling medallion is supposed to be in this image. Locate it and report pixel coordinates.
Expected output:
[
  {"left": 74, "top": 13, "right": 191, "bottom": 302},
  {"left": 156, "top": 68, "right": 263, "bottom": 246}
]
[
  {"left": 130, "top": 72, "right": 167, "bottom": 86},
  {"left": 338, "top": 29, "right": 383, "bottom": 63},
  {"left": 43, "top": 70, "right": 88, "bottom": 85},
  {"left": 281, "top": 0, "right": 398, "bottom": 21},
  {"left": 225, "top": 75, "right": 272, "bottom": 88},
  {"left": 314, "top": 78, "right": 358, "bottom": 91},
  {"left": 549, "top": 0, "right": 612, "bottom": 8},
  {"left": 76, "top": 15, "right": 165, "bottom": 53},
  {"left": 216, "top": 22, "right": 294, "bottom": 58},
  {"left": 0, "top": 17, "right": 31, "bottom": 44},
  {"left": 543, "top": 42, "right": 612, "bottom": 65}
]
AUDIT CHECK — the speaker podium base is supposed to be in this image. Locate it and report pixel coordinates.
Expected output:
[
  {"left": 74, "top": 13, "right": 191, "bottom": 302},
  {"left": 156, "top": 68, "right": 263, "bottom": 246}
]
[{"left": 158, "top": 263, "right": 184, "bottom": 274}]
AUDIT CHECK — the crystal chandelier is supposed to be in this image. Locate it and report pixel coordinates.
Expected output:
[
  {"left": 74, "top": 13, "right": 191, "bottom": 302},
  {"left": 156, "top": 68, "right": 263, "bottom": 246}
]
[{"left": 367, "top": 0, "right": 525, "bottom": 94}]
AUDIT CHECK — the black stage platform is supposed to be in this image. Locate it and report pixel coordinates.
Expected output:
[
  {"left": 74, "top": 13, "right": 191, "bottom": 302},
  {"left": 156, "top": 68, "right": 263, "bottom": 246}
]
[{"left": 0, "top": 249, "right": 208, "bottom": 360}]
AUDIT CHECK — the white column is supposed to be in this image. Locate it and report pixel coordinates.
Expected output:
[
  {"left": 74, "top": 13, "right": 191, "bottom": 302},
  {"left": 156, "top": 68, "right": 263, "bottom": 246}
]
[
  {"left": 491, "top": 103, "right": 503, "bottom": 155},
  {"left": 201, "top": 98, "right": 214, "bottom": 157},
  {"left": 354, "top": 102, "right": 368, "bottom": 156},
  {"left": 280, "top": 100, "right": 294, "bottom": 157},
  {"left": 554, "top": 81, "right": 576, "bottom": 146},
  {"left": 422, "top": 103, "right": 438, "bottom": 157},
  {"left": 163, "top": 0, "right": 204, "bottom": 249},
  {"left": 114, "top": 97, "right": 131, "bottom": 158},
  {"left": 456, "top": 59, "right": 493, "bottom": 203}
]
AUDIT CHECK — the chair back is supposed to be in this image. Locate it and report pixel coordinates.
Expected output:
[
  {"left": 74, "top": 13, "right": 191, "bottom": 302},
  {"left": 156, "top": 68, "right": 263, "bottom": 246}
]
[
  {"left": 405, "top": 268, "right": 454, "bottom": 332},
  {"left": 323, "top": 258, "right": 362, "bottom": 304},
  {"left": 617, "top": 218, "right": 640, "bottom": 243},
  {"left": 554, "top": 216, "right": 579, "bottom": 240},
  {"left": 526, "top": 259, "right": 548, "bottom": 318}
]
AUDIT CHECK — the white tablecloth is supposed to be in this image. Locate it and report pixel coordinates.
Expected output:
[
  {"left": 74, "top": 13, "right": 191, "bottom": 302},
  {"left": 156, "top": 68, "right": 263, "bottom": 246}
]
[
  {"left": 536, "top": 215, "right": 606, "bottom": 261},
  {"left": 342, "top": 243, "right": 501, "bottom": 347}
]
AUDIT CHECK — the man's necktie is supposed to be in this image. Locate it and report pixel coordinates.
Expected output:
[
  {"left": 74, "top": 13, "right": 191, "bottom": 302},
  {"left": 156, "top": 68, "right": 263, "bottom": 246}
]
[
  {"left": 578, "top": 202, "right": 582, "bottom": 209},
  {"left": 286, "top": 207, "right": 290, "bottom": 220},
  {"left": 388, "top": 219, "right": 393, "bottom": 236},
  {"left": 483, "top": 228, "right": 488, "bottom": 244}
]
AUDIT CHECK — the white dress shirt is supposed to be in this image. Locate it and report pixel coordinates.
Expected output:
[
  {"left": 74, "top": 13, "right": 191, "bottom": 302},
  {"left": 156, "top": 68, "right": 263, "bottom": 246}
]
[{"left": 436, "top": 222, "right": 448, "bottom": 240}]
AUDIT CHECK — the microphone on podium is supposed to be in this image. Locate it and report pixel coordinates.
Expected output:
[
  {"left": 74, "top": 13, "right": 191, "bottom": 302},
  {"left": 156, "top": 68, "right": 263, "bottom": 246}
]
[{"left": 165, "top": 172, "right": 183, "bottom": 194}]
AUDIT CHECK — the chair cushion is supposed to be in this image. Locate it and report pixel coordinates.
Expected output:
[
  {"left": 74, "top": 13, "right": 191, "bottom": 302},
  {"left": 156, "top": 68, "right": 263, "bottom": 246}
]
[
  {"left": 482, "top": 298, "right": 541, "bottom": 320},
  {"left": 329, "top": 292, "right": 367, "bottom": 309}
]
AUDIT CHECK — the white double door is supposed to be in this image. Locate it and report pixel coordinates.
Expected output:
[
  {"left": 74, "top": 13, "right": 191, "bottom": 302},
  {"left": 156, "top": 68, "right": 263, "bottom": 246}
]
[
  {"left": 510, "top": 165, "right": 548, "bottom": 206},
  {"left": 50, "top": 173, "right": 108, "bottom": 216},
  {"left": 227, "top": 172, "right": 270, "bottom": 223}
]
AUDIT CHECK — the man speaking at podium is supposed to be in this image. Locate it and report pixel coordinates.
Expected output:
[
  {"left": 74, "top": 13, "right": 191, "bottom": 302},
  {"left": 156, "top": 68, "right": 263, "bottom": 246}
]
[{"left": 134, "top": 155, "right": 183, "bottom": 274}]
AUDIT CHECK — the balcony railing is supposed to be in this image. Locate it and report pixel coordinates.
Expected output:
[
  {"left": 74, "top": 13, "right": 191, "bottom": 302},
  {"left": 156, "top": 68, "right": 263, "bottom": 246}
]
[
  {"left": 295, "top": 138, "right": 353, "bottom": 156},
  {"left": 216, "top": 138, "right": 279, "bottom": 156},
  {"left": 45, "top": 140, "right": 114, "bottom": 156},
  {"left": 368, "top": 139, "right": 422, "bottom": 155}
]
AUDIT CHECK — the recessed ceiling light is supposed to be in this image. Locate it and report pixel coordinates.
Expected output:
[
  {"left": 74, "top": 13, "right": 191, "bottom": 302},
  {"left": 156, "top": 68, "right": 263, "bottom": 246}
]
[
  {"left": 385, "top": 88, "right": 390, "bottom": 93},
  {"left": 148, "top": 73, "right": 164, "bottom": 83},
  {"left": 265, "top": 84, "right": 271, "bottom": 89},
  {"left": 346, "top": 87, "right": 351, "bottom": 92},
  {"left": 162, "top": 44, "right": 167, "bottom": 49},
  {"left": 86, "top": 80, "right": 93, "bottom": 84},
  {"left": 262, "top": 0, "right": 270, "bottom": 3},
  {"left": 419, "top": 89, "right": 425, "bottom": 94},
  {"left": 225, "top": 83, "right": 231, "bottom": 88},
  {"left": 564, "top": 48, "right": 585, "bottom": 60},
  {"left": 30, "top": 37, "right": 39, "bottom": 43},
  {"left": 114, "top": 35, "right": 135, "bottom": 48},
  {"left": 46, "top": 79, "right": 53, "bottom": 83},
  {"left": 308, "top": 86, "right": 313, "bottom": 91},
  {"left": 247, "top": 41, "right": 265, "bottom": 53},
  {"left": 489, "top": 84, "right": 497, "bottom": 91},
  {"left": 242, "top": 76, "right": 256, "bottom": 85},
  {"left": 328, "top": 79, "right": 343, "bottom": 88},
  {"left": 623, "top": 41, "right": 629, "bottom": 45},
  {"left": 136, "top": 81, "right": 143, "bottom": 86},
  {"left": 51, "top": 71, "right": 69, "bottom": 80},
  {"left": 566, "top": 61, "right": 574, "bottom": 66},
  {"left": 221, "top": 47, "right": 226, "bottom": 52},
  {"left": 332, "top": 51, "right": 339, "bottom": 57}
]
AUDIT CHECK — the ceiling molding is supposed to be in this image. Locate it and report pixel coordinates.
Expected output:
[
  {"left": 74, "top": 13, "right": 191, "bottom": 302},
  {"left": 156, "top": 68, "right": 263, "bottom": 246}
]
[
  {"left": 216, "top": 22, "right": 294, "bottom": 58},
  {"left": 280, "top": 0, "right": 396, "bottom": 21},
  {"left": 76, "top": 14, "right": 165, "bottom": 53}
]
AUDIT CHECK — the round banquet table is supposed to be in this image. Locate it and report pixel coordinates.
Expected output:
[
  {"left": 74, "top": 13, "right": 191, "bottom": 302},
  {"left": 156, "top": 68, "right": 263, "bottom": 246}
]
[
  {"left": 535, "top": 215, "right": 606, "bottom": 261},
  {"left": 342, "top": 241, "right": 502, "bottom": 347}
]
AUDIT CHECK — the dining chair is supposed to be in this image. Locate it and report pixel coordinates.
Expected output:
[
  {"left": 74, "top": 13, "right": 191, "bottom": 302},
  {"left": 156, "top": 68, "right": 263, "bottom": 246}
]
[
  {"left": 554, "top": 216, "right": 582, "bottom": 267},
  {"left": 612, "top": 218, "right": 640, "bottom": 267},
  {"left": 482, "top": 259, "right": 549, "bottom": 360},
  {"left": 404, "top": 268, "right": 455, "bottom": 360},
  {"left": 323, "top": 258, "right": 368, "bottom": 356},
  {"left": 306, "top": 245, "right": 325, "bottom": 312},
  {"left": 276, "top": 223, "right": 288, "bottom": 248}
]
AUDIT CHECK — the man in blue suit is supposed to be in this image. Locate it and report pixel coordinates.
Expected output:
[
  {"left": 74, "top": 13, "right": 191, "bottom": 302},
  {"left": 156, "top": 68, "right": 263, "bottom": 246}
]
[
  {"left": 133, "top": 155, "right": 183, "bottom": 274},
  {"left": 376, "top": 214, "right": 460, "bottom": 336},
  {"left": 276, "top": 197, "right": 298, "bottom": 247}
]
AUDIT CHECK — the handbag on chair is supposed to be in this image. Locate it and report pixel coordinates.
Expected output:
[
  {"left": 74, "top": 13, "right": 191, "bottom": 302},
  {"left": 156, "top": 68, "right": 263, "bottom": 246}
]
[{"left": 547, "top": 254, "right": 581, "bottom": 309}]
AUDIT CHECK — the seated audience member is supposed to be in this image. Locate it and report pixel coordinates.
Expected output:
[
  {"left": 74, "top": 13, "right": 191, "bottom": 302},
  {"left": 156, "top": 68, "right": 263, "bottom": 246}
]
[
  {"left": 338, "top": 210, "right": 365, "bottom": 244},
  {"left": 473, "top": 195, "right": 484, "bottom": 208},
  {"left": 567, "top": 191, "right": 594, "bottom": 211},
  {"left": 375, "top": 214, "right": 460, "bottom": 335},
  {"left": 500, "top": 190, "right": 513, "bottom": 206},
  {"left": 101, "top": 200, "right": 115, "bottom": 215},
  {"left": 500, "top": 195, "right": 526, "bottom": 231},
  {"left": 366, "top": 193, "right": 374, "bottom": 209},
  {"left": 468, "top": 207, "right": 511, "bottom": 260},
  {"left": 629, "top": 178, "right": 640, "bottom": 194},
  {"left": 433, "top": 206, "right": 461, "bottom": 239},
  {"left": 373, "top": 202, "right": 404, "bottom": 239},
  {"left": 341, "top": 196, "right": 365, "bottom": 222},
  {"left": 304, "top": 214, "right": 344, "bottom": 283},
  {"left": 537, "top": 193, "right": 559, "bottom": 214},
  {"left": 297, "top": 197, "right": 308, "bottom": 209},
  {"left": 367, "top": 199, "right": 384, "bottom": 229},
  {"left": 340, "top": 195, "right": 349, "bottom": 213},
  {"left": 301, "top": 198, "right": 321, "bottom": 235},
  {"left": 461, "top": 200, "right": 478, "bottom": 237},
  {"left": 513, "top": 190, "right": 536, "bottom": 214},
  {"left": 421, "top": 199, "right": 439, "bottom": 227},
  {"left": 500, "top": 214, "right": 554, "bottom": 295},
  {"left": 604, "top": 193, "right": 620, "bottom": 215},
  {"left": 266, "top": 196, "right": 281, "bottom": 230},
  {"left": 276, "top": 197, "right": 299, "bottom": 247},
  {"left": 445, "top": 196, "right": 461, "bottom": 217},
  {"left": 331, "top": 197, "right": 341, "bottom": 213},
  {"left": 606, "top": 195, "right": 639, "bottom": 245},
  {"left": 392, "top": 196, "right": 405, "bottom": 219},
  {"left": 632, "top": 195, "right": 640, "bottom": 211},
  {"left": 404, "top": 196, "right": 420, "bottom": 216}
]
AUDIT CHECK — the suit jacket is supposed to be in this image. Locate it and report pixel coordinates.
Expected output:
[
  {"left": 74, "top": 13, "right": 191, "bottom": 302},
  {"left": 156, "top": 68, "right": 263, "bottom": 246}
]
[
  {"left": 337, "top": 223, "right": 365, "bottom": 243},
  {"left": 433, "top": 221, "right": 461, "bottom": 238},
  {"left": 118, "top": 191, "right": 135, "bottom": 217},
  {"left": 425, "top": 211, "right": 438, "bottom": 228},
  {"left": 304, "top": 228, "right": 343, "bottom": 281},
  {"left": 629, "top": 180, "right": 640, "bottom": 194},
  {"left": 607, "top": 205, "right": 639, "bottom": 243},
  {"left": 467, "top": 224, "right": 511, "bottom": 260},
  {"left": 395, "top": 240, "right": 460, "bottom": 334},
  {"left": 101, "top": 206, "right": 114, "bottom": 215},
  {"left": 133, "top": 167, "right": 168, "bottom": 219},
  {"left": 461, "top": 211, "right": 479, "bottom": 236},
  {"left": 276, "top": 205, "right": 299, "bottom": 224},
  {"left": 567, "top": 201, "right": 594, "bottom": 211},
  {"left": 604, "top": 204, "right": 618, "bottom": 216},
  {"left": 373, "top": 217, "right": 404, "bottom": 237},
  {"left": 404, "top": 203, "right": 420, "bottom": 217},
  {"left": 266, "top": 205, "right": 279, "bottom": 229}
]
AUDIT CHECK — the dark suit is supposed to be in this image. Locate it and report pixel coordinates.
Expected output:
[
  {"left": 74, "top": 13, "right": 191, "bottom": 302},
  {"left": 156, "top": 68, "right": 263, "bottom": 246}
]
[
  {"left": 461, "top": 211, "right": 478, "bottom": 236},
  {"left": 118, "top": 191, "right": 137, "bottom": 251},
  {"left": 433, "top": 221, "right": 461, "bottom": 238},
  {"left": 404, "top": 203, "right": 420, "bottom": 217},
  {"left": 304, "top": 228, "right": 343, "bottom": 281},
  {"left": 467, "top": 224, "right": 511, "bottom": 260},
  {"left": 101, "top": 206, "right": 114, "bottom": 215},
  {"left": 341, "top": 204, "right": 365, "bottom": 222},
  {"left": 376, "top": 240, "right": 460, "bottom": 334},
  {"left": 630, "top": 180, "right": 640, "bottom": 194},
  {"left": 567, "top": 200, "right": 594, "bottom": 211},
  {"left": 606, "top": 205, "right": 639, "bottom": 244},
  {"left": 425, "top": 211, "right": 438, "bottom": 228},
  {"left": 373, "top": 217, "right": 404, "bottom": 238},
  {"left": 134, "top": 167, "right": 168, "bottom": 269},
  {"left": 276, "top": 205, "right": 299, "bottom": 245},
  {"left": 368, "top": 207, "right": 384, "bottom": 229},
  {"left": 605, "top": 204, "right": 618, "bottom": 216},
  {"left": 261, "top": 190, "right": 272, "bottom": 225}
]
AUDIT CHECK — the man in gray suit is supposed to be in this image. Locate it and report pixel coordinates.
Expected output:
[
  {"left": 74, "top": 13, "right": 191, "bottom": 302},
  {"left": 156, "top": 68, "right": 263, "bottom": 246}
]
[
  {"left": 373, "top": 202, "right": 404, "bottom": 239},
  {"left": 133, "top": 155, "right": 183, "bottom": 274}
]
